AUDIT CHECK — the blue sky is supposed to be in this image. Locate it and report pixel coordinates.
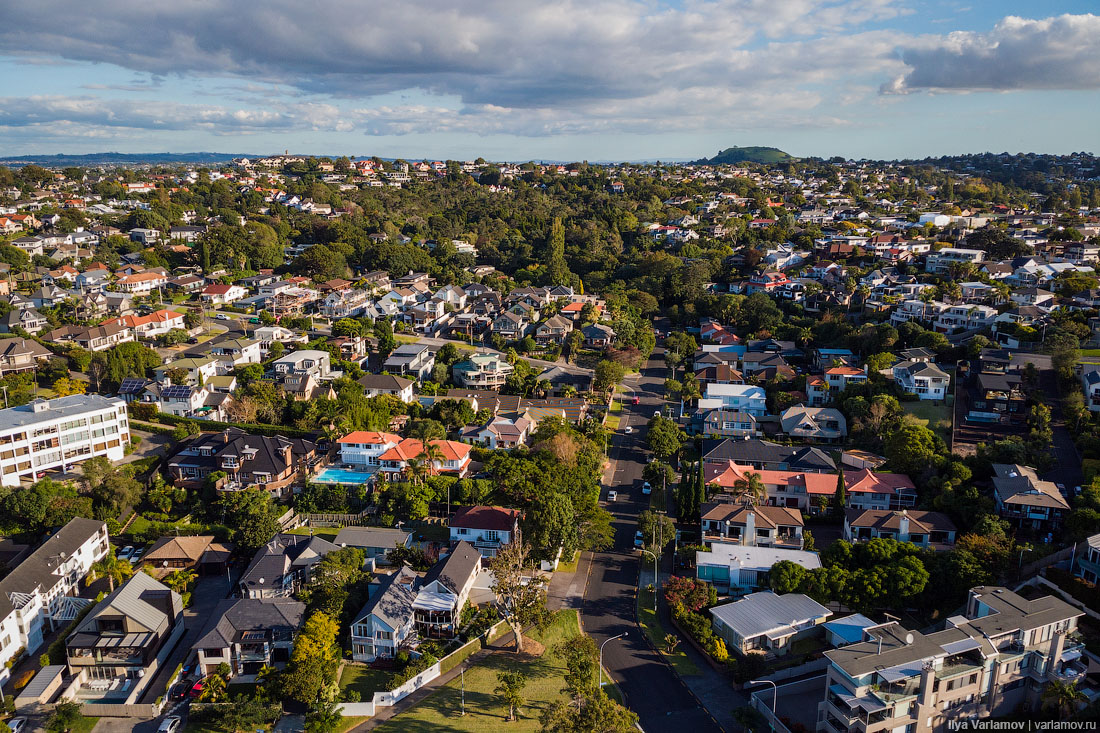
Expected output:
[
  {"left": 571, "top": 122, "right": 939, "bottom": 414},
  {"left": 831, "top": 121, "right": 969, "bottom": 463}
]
[{"left": 0, "top": 0, "right": 1096, "bottom": 161}]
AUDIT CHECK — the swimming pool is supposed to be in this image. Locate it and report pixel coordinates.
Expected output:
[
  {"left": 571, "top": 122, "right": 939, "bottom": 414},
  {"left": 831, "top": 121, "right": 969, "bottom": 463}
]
[{"left": 311, "top": 467, "right": 377, "bottom": 485}]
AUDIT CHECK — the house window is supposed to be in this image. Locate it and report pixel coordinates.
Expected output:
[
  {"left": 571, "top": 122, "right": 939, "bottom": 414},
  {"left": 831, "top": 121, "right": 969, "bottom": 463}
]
[
  {"left": 485, "top": 530, "right": 500, "bottom": 542},
  {"left": 457, "top": 528, "right": 468, "bottom": 535}
]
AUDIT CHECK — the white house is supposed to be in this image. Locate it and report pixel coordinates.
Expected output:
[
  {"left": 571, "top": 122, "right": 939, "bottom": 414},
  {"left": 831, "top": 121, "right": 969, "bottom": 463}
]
[
  {"left": 893, "top": 360, "right": 950, "bottom": 400},
  {"left": 696, "top": 383, "right": 767, "bottom": 416},
  {"left": 448, "top": 506, "right": 522, "bottom": 558},
  {"left": 709, "top": 591, "right": 831, "bottom": 656},
  {"left": 337, "top": 431, "right": 402, "bottom": 468}
]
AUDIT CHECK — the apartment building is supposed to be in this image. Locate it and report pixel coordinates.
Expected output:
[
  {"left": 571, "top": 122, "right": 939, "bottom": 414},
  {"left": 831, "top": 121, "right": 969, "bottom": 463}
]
[
  {"left": 0, "top": 396, "right": 129, "bottom": 487},
  {"left": 0, "top": 518, "right": 108, "bottom": 685},
  {"left": 924, "top": 247, "right": 985, "bottom": 274},
  {"left": 817, "top": 586, "right": 1084, "bottom": 733}
]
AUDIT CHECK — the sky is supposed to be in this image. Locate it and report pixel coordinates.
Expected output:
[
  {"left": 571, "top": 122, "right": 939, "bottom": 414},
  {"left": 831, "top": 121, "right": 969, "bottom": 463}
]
[{"left": 0, "top": 0, "right": 1097, "bottom": 161}]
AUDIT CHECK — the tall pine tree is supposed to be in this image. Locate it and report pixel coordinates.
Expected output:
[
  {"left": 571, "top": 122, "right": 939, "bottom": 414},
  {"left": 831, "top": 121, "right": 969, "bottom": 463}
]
[{"left": 545, "top": 217, "right": 571, "bottom": 287}]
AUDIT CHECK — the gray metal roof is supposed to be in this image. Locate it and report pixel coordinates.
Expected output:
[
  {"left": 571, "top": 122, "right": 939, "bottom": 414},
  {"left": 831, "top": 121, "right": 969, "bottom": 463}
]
[
  {"left": 709, "top": 592, "right": 831, "bottom": 640},
  {"left": 0, "top": 518, "right": 105, "bottom": 619},
  {"left": 333, "top": 527, "right": 413, "bottom": 550},
  {"left": 0, "top": 395, "right": 124, "bottom": 432},
  {"left": 354, "top": 566, "right": 420, "bottom": 629},
  {"left": 75, "top": 572, "right": 178, "bottom": 637},
  {"left": 193, "top": 598, "right": 305, "bottom": 650}
]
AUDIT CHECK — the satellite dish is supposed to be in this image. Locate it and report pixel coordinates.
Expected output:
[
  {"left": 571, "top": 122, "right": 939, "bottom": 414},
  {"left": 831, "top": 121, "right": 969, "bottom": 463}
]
[{"left": 905, "top": 633, "right": 915, "bottom": 645}]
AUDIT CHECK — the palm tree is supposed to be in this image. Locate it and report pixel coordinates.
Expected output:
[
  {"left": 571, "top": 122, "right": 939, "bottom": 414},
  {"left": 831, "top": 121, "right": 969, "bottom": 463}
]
[
  {"left": 417, "top": 440, "right": 446, "bottom": 478},
  {"left": 163, "top": 569, "right": 197, "bottom": 596},
  {"left": 405, "top": 457, "right": 429, "bottom": 486},
  {"left": 1042, "top": 680, "right": 1086, "bottom": 718},
  {"left": 731, "top": 471, "right": 767, "bottom": 506},
  {"left": 198, "top": 672, "right": 227, "bottom": 703},
  {"left": 86, "top": 549, "right": 133, "bottom": 592}
]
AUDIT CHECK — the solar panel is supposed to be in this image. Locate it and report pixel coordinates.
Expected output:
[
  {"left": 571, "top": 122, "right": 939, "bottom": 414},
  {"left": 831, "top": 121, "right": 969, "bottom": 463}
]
[
  {"left": 118, "top": 377, "right": 148, "bottom": 394},
  {"left": 162, "top": 385, "right": 193, "bottom": 398}
]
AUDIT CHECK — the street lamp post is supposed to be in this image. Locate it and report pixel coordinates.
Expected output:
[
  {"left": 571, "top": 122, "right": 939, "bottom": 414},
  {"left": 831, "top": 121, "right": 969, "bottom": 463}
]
[
  {"left": 748, "top": 679, "right": 778, "bottom": 731},
  {"left": 639, "top": 549, "right": 658, "bottom": 610},
  {"left": 598, "top": 632, "right": 627, "bottom": 689}
]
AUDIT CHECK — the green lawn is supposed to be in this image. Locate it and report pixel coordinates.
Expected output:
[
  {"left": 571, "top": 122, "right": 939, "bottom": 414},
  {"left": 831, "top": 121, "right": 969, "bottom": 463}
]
[
  {"left": 340, "top": 664, "right": 392, "bottom": 699},
  {"left": 1081, "top": 349, "right": 1100, "bottom": 358},
  {"left": 555, "top": 550, "right": 580, "bottom": 574},
  {"left": 636, "top": 588, "right": 699, "bottom": 677},
  {"left": 288, "top": 525, "right": 341, "bottom": 539},
  {"left": 374, "top": 610, "right": 582, "bottom": 732},
  {"left": 902, "top": 397, "right": 953, "bottom": 442}
]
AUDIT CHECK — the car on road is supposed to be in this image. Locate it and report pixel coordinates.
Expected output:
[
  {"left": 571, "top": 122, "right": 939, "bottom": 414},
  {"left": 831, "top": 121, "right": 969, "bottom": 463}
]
[
  {"left": 158, "top": 717, "right": 182, "bottom": 733},
  {"left": 607, "top": 490, "right": 618, "bottom": 502},
  {"left": 248, "top": 317, "right": 261, "bottom": 324},
  {"left": 8, "top": 719, "right": 27, "bottom": 733},
  {"left": 117, "top": 545, "right": 134, "bottom": 561},
  {"left": 186, "top": 337, "right": 199, "bottom": 344},
  {"left": 641, "top": 481, "right": 652, "bottom": 495},
  {"left": 216, "top": 313, "right": 231, "bottom": 321},
  {"left": 632, "top": 396, "right": 640, "bottom": 405},
  {"left": 624, "top": 426, "right": 633, "bottom": 434},
  {"left": 634, "top": 531, "right": 644, "bottom": 548}
]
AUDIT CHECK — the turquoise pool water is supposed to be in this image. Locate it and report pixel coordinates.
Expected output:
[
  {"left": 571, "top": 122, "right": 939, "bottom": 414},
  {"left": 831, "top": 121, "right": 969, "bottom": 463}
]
[{"left": 312, "top": 467, "right": 376, "bottom": 485}]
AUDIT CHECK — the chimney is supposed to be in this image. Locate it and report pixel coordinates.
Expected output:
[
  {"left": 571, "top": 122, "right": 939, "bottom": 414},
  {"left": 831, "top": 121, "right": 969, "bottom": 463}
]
[
  {"left": 744, "top": 511, "right": 756, "bottom": 546},
  {"left": 897, "top": 510, "right": 910, "bottom": 541},
  {"left": 1049, "top": 630, "right": 1066, "bottom": 675},
  {"left": 918, "top": 663, "right": 935, "bottom": 708}
]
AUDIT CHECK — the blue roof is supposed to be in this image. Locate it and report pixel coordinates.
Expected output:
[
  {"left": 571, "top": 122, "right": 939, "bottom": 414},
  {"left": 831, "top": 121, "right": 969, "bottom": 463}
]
[{"left": 823, "top": 613, "right": 877, "bottom": 645}]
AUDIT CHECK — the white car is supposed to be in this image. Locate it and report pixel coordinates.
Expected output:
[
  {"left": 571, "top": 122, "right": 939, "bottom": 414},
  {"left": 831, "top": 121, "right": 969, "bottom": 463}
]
[
  {"left": 158, "top": 717, "right": 182, "bottom": 733},
  {"left": 624, "top": 426, "right": 633, "bottom": 434},
  {"left": 216, "top": 313, "right": 231, "bottom": 321},
  {"left": 642, "top": 481, "right": 652, "bottom": 495},
  {"left": 129, "top": 547, "right": 145, "bottom": 565},
  {"left": 117, "top": 545, "right": 134, "bottom": 561},
  {"left": 607, "top": 490, "right": 618, "bottom": 502},
  {"left": 8, "top": 719, "right": 26, "bottom": 733},
  {"left": 634, "top": 531, "right": 644, "bottom": 548}
]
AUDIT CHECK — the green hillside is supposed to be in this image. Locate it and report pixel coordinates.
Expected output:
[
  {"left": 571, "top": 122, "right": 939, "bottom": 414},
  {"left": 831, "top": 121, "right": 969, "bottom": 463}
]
[{"left": 692, "top": 146, "right": 794, "bottom": 165}]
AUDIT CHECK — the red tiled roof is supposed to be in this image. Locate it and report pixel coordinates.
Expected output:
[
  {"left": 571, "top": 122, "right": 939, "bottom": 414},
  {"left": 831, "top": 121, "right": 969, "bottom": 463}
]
[
  {"left": 451, "top": 505, "right": 521, "bottom": 532},
  {"left": 338, "top": 431, "right": 402, "bottom": 445}
]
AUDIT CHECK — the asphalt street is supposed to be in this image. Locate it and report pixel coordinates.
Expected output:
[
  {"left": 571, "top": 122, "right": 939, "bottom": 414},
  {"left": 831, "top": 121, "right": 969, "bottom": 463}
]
[{"left": 580, "top": 347, "right": 725, "bottom": 733}]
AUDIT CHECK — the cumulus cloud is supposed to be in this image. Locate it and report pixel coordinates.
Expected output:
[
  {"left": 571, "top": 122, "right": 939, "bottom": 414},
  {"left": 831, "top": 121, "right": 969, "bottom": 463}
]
[
  {"left": 886, "top": 13, "right": 1100, "bottom": 93},
  {"left": 0, "top": 0, "right": 906, "bottom": 110}
]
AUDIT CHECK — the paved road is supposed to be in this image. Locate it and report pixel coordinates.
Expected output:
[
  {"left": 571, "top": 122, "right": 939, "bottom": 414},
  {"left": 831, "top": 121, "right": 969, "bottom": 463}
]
[{"left": 580, "top": 348, "right": 724, "bottom": 733}]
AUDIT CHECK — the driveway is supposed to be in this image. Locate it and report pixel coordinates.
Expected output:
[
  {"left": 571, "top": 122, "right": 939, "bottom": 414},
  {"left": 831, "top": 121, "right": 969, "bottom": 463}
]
[{"left": 138, "top": 571, "right": 238, "bottom": 705}]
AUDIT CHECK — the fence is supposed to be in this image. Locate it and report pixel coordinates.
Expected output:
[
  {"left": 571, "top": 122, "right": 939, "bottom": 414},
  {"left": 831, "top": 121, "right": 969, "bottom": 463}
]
[
  {"left": 79, "top": 702, "right": 164, "bottom": 718},
  {"left": 758, "top": 657, "right": 829, "bottom": 683},
  {"left": 336, "top": 621, "right": 509, "bottom": 718},
  {"left": 1020, "top": 545, "right": 1076, "bottom": 579}
]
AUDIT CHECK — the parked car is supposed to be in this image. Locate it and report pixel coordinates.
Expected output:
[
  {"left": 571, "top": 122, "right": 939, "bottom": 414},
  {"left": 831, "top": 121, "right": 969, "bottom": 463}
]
[
  {"left": 216, "top": 313, "right": 231, "bottom": 321},
  {"left": 117, "top": 546, "right": 134, "bottom": 561},
  {"left": 607, "top": 490, "right": 618, "bottom": 502},
  {"left": 158, "top": 717, "right": 182, "bottom": 733},
  {"left": 129, "top": 547, "right": 145, "bottom": 564},
  {"left": 8, "top": 719, "right": 27, "bottom": 733},
  {"left": 641, "top": 481, "right": 652, "bottom": 495},
  {"left": 624, "top": 426, "right": 633, "bottom": 434},
  {"left": 631, "top": 396, "right": 640, "bottom": 406},
  {"left": 248, "top": 317, "right": 261, "bottom": 324},
  {"left": 634, "top": 531, "right": 644, "bottom": 548},
  {"left": 189, "top": 680, "right": 205, "bottom": 698}
]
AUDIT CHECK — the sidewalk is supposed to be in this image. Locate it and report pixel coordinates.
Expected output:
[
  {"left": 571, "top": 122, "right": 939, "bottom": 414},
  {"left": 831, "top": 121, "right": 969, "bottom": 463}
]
[
  {"left": 547, "top": 551, "right": 592, "bottom": 611},
  {"left": 641, "top": 553, "right": 747, "bottom": 731}
]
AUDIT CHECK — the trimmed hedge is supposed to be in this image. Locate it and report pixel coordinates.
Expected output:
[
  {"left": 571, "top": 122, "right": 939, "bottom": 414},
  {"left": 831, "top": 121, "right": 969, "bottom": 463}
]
[
  {"left": 130, "top": 420, "right": 178, "bottom": 436},
  {"left": 151, "top": 412, "right": 315, "bottom": 439}
]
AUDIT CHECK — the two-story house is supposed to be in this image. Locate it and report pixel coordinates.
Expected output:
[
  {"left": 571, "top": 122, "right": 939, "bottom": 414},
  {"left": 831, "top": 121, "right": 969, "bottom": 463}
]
[
  {"left": 534, "top": 315, "right": 573, "bottom": 345},
  {"left": 337, "top": 431, "right": 403, "bottom": 468},
  {"left": 64, "top": 573, "right": 184, "bottom": 704},
  {"left": 696, "top": 544, "right": 821, "bottom": 595},
  {"left": 382, "top": 343, "right": 436, "bottom": 382},
  {"left": 192, "top": 598, "right": 305, "bottom": 680},
  {"left": 697, "top": 384, "right": 768, "bottom": 416},
  {"left": 700, "top": 501, "right": 805, "bottom": 549},
  {"left": 449, "top": 506, "right": 521, "bottom": 558},
  {"left": 842, "top": 469, "right": 918, "bottom": 511},
  {"left": 779, "top": 406, "right": 847, "bottom": 443},
  {"left": 238, "top": 534, "right": 339, "bottom": 599},
  {"left": 357, "top": 374, "right": 415, "bottom": 402},
  {"left": 992, "top": 463, "right": 1069, "bottom": 531},
  {"left": 452, "top": 353, "right": 515, "bottom": 389},
  {"left": 893, "top": 360, "right": 950, "bottom": 400},
  {"left": 377, "top": 438, "right": 472, "bottom": 479},
  {"left": 166, "top": 429, "right": 321, "bottom": 498},
  {"left": 1075, "top": 533, "right": 1100, "bottom": 585},
  {"left": 210, "top": 338, "right": 263, "bottom": 371}
]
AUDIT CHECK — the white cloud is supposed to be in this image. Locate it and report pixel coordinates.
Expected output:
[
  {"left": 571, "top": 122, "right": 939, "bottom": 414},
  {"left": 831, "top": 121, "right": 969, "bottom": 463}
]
[{"left": 886, "top": 13, "right": 1100, "bottom": 93}]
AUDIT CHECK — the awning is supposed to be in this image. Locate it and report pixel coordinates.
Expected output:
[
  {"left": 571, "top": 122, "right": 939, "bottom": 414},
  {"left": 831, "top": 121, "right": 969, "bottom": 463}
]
[
  {"left": 1061, "top": 649, "right": 1083, "bottom": 663},
  {"left": 412, "top": 591, "right": 455, "bottom": 612},
  {"left": 877, "top": 662, "right": 924, "bottom": 683},
  {"left": 940, "top": 638, "right": 982, "bottom": 655}
]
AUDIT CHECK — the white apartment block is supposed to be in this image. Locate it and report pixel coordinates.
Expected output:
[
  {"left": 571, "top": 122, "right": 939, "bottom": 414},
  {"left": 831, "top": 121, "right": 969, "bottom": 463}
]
[
  {"left": 0, "top": 518, "right": 109, "bottom": 684},
  {"left": 0, "top": 396, "right": 130, "bottom": 487},
  {"left": 924, "top": 248, "right": 985, "bottom": 274},
  {"left": 817, "top": 586, "right": 1084, "bottom": 733}
]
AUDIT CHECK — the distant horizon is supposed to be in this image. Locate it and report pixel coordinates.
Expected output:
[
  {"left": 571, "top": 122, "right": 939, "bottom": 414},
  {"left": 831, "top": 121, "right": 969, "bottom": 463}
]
[{"left": 0, "top": 147, "right": 1097, "bottom": 167}]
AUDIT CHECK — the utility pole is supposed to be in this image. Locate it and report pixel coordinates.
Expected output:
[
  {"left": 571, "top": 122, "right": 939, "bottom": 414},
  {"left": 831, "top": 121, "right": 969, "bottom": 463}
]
[{"left": 460, "top": 666, "right": 465, "bottom": 716}]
